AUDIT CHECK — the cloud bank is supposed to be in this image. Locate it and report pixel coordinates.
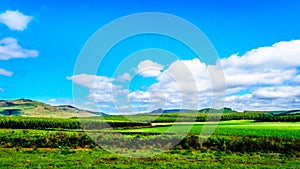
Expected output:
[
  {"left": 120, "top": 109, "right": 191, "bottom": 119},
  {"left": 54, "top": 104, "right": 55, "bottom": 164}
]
[{"left": 68, "top": 39, "right": 300, "bottom": 113}]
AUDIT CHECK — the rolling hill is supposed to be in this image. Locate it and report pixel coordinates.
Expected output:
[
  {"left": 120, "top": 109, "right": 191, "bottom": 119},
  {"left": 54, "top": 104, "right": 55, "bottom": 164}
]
[
  {"left": 0, "top": 99, "right": 299, "bottom": 118},
  {"left": 0, "top": 99, "right": 106, "bottom": 118},
  {"left": 149, "top": 107, "right": 238, "bottom": 114}
]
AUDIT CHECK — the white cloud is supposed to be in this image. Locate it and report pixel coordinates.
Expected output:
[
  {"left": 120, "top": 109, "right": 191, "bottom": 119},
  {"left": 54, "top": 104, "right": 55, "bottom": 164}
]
[
  {"left": 224, "top": 68, "right": 295, "bottom": 88},
  {"left": 66, "top": 74, "right": 113, "bottom": 88},
  {"left": 135, "top": 60, "right": 163, "bottom": 77},
  {"left": 67, "top": 74, "right": 129, "bottom": 113},
  {"left": 0, "top": 10, "right": 33, "bottom": 31},
  {"left": 221, "top": 39, "right": 300, "bottom": 111},
  {"left": 68, "top": 39, "right": 300, "bottom": 113},
  {"left": 0, "top": 37, "right": 38, "bottom": 60},
  {"left": 127, "top": 58, "right": 216, "bottom": 111},
  {"left": 0, "top": 88, "right": 4, "bottom": 92},
  {"left": 0, "top": 68, "right": 13, "bottom": 76},
  {"left": 221, "top": 39, "right": 300, "bottom": 89},
  {"left": 225, "top": 94, "right": 253, "bottom": 102},
  {"left": 136, "top": 39, "right": 300, "bottom": 111},
  {"left": 128, "top": 90, "right": 150, "bottom": 102},
  {"left": 117, "top": 73, "right": 131, "bottom": 82},
  {"left": 46, "top": 98, "right": 72, "bottom": 106},
  {"left": 67, "top": 74, "right": 116, "bottom": 103},
  {"left": 253, "top": 86, "right": 300, "bottom": 99},
  {"left": 0, "top": 37, "right": 38, "bottom": 96},
  {"left": 225, "top": 89, "right": 300, "bottom": 111},
  {"left": 68, "top": 59, "right": 219, "bottom": 112},
  {"left": 48, "top": 98, "right": 57, "bottom": 103},
  {"left": 149, "top": 59, "right": 209, "bottom": 109},
  {"left": 222, "top": 40, "right": 300, "bottom": 69},
  {"left": 294, "top": 75, "right": 300, "bottom": 84}
]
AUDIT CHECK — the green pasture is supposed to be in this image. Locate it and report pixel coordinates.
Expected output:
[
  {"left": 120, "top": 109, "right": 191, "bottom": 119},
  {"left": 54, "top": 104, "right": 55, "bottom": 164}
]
[
  {"left": 0, "top": 148, "right": 299, "bottom": 169},
  {"left": 120, "top": 120, "right": 300, "bottom": 139},
  {"left": 0, "top": 117, "right": 299, "bottom": 168}
]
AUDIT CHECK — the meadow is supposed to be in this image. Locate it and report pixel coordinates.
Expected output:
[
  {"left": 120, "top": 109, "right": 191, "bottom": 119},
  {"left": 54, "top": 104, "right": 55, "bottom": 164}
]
[
  {"left": 121, "top": 121, "right": 300, "bottom": 139},
  {"left": 1, "top": 148, "right": 299, "bottom": 168},
  {"left": 0, "top": 112, "right": 299, "bottom": 168}
]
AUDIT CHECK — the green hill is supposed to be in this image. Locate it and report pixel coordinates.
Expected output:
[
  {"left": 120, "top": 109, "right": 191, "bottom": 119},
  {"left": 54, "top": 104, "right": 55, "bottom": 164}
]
[{"left": 0, "top": 99, "right": 104, "bottom": 118}]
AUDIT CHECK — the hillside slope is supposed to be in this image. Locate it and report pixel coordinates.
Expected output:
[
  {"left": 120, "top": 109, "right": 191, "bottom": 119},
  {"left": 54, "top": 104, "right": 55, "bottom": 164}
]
[{"left": 0, "top": 99, "right": 105, "bottom": 118}]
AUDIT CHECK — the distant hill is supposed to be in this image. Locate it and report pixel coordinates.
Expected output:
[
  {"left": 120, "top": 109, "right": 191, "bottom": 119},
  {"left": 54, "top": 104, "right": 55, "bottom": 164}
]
[
  {"left": 149, "top": 108, "right": 194, "bottom": 114},
  {"left": 199, "top": 107, "right": 238, "bottom": 113},
  {"left": 1, "top": 99, "right": 299, "bottom": 118},
  {"left": 269, "top": 109, "right": 300, "bottom": 116},
  {"left": 0, "top": 99, "right": 107, "bottom": 117},
  {"left": 149, "top": 107, "right": 238, "bottom": 114}
]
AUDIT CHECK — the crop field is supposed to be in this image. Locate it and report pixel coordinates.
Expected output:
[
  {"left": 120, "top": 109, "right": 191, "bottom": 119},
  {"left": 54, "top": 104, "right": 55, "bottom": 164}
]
[
  {"left": 0, "top": 115, "right": 299, "bottom": 168},
  {"left": 120, "top": 121, "right": 300, "bottom": 139}
]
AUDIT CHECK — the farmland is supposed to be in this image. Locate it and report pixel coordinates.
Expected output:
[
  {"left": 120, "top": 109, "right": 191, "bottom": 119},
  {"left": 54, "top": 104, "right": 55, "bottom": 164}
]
[
  {"left": 121, "top": 121, "right": 300, "bottom": 139},
  {"left": 0, "top": 115, "right": 299, "bottom": 168},
  {"left": 0, "top": 100, "right": 299, "bottom": 168}
]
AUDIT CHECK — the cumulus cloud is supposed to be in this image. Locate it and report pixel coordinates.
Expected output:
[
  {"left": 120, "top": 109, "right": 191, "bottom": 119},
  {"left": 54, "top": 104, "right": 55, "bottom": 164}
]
[
  {"left": 0, "top": 37, "right": 38, "bottom": 60},
  {"left": 67, "top": 74, "right": 129, "bottom": 113},
  {"left": 68, "top": 58, "right": 216, "bottom": 113},
  {"left": 0, "top": 68, "right": 13, "bottom": 76},
  {"left": 0, "top": 10, "right": 33, "bottom": 31},
  {"left": 222, "top": 40, "right": 300, "bottom": 68},
  {"left": 135, "top": 60, "right": 163, "bottom": 77},
  {"left": 66, "top": 74, "right": 113, "bottom": 89},
  {"left": 0, "top": 37, "right": 38, "bottom": 96},
  {"left": 117, "top": 73, "right": 131, "bottom": 82},
  {"left": 0, "top": 11, "right": 36, "bottom": 94},
  {"left": 221, "top": 39, "right": 300, "bottom": 89},
  {"left": 225, "top": 89, "right": 300, "bottom": 111},
  {"left": 253, "top": 86, "right": 300, "bottom": 99},
  {"left": 145, "top": 58, "right": 214, "bottom": 109},
  {"left": 67, "top": 74, "right": 116, "bottom": 103},
  {"left": 68, "top": 39, "right": 300, "bottom": 113},
  {"left": 294, "top": 75, "right": 300, "bottom": 84},
  {"left": 222, "top": 39, "right": 300, "bottom": 110}
]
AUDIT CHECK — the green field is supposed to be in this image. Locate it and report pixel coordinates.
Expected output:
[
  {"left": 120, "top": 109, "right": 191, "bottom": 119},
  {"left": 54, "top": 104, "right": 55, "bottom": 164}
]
[
  {"left": 1, "top": 149, "right": 299, "bottom": 168},
  {"left": 120, "top": 121, "right": 300, "bottom": 139},
  {"left": 0, "top": 114, "right": 299, "bottom": 168}
]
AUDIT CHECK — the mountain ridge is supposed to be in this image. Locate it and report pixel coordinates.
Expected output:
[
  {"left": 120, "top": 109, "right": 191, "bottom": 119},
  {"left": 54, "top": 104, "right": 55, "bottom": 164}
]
[
  {"left": 0, "top": 99, "right": 299, "bottom": 117},
  {"left": 0, "top": 98, "right": 107, "bottom": 117}
]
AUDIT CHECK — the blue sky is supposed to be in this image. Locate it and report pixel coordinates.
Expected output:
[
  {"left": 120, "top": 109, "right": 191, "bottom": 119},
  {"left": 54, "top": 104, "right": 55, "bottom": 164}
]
[{"left": 0, "top": 0, "right": 300, "bottom": 113}]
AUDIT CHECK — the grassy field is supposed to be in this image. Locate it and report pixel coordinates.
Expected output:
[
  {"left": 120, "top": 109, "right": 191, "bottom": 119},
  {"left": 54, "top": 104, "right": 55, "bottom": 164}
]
[
  {"left": 1, "top": 148, "right": 299, "bottom": 168},
  {"left": 2, "top": 120, "right": 299, "bottom": 139},
  {"left": 0, "top": 115, "right": 299, "bottom": 168},
  {"left": 120, "top": 120, "right": 300, "bottom": 139}
]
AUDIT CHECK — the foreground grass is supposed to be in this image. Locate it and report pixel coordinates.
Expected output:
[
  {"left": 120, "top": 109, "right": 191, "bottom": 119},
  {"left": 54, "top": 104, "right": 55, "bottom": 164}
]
[
  {"left": 1, "top": 119, "right": 299, "bottom": 168},
  {"left": 1, "top": 148, "right": 299, "bottom": 168}
]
